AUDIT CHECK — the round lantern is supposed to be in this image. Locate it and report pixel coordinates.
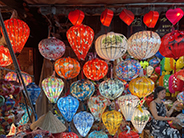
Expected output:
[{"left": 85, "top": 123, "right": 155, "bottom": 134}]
[
  {"left": 54, "top": 57, "right": 80, "bottom": 79},
  {"left": 161, "top": 57, "right": 175, "bottom": 72},
  {"left": 2, "top": 18, "right": 30, "bottom": 54},
  {"left": 129, "top": 77, "right": 155, "bottom": 98},
  {"left": 118, "top": 94, "right": 139, "bottom": 121},
  {"left": 67, "top": 24, "right": 94, "bottom": 60},
  {"left": 99, "top": 78, "right": 124, "bottom": 100},
  {"left": 88, "top": 130, "right": 108, "bottom": 138},
  {"left": 83, "top": 58, "right": 108, "bottom": 81},
  {"left": 116, "top": 59, "right": 141, "bottom": 81},
  {"left": 172, "top": 73, "right": 184, "bottom": 92},
  {"left": 42, "top": 75, "right": 64, "bottom": 103},
  {"left": 177, "top": 91, "right": 184, "bottom": 104},
  {"left": 102, "top": 110, "right": 123, "bottom": 136},
  {"left": 68, "top": 9, "right": 85, "bottom": 26},
  {"left": 38, "top": 37, "right": 65, "bottom": 61},
  {"left": 158, "top": 75, "right": 171, "bottom": 93},
  {"left": 95, "top": 32, "right": 127, "bottom": 61},
  {"left": 176, "top": 56, "right": 184, "bottom": 69},
  {"left": 168, "top": 75, "right": 175, "bottom": 93},
  {"left": 149, "top": 58, "right": 160, "bottom": 67},
  {"left": 127, "top": 31, "right": 161, "bottom": 60},
  {"left": 0, "top": 79, "right": 15, "bottom": 96},
  {"left": 0, "top": 46, "right": 12, "bottom": 67}
]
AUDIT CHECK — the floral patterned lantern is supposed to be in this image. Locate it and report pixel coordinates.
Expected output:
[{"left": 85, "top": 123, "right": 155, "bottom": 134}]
[
  {"left": 127, "top": 31, "right": 161, "bottom": 60},
  {"left": 68, "top": 9, "right": 85, "bottom": 26},
  {"left": 67, "top": 24, "right": 94, "bottom": 60},
  {"left": 159, "top": 75, "right": 171, "bottom": 93},
  {"left": 149, "top": 58, "right": 160, "bottom": 67},
  {"left": 0, "top": 79, "right": 15, "bottom": 96},
  {"left": 55, "top": 57, "right": 80, "bottom": 79},
  {"left": 95, "top": 32, "right": 127, "bottom": 61},
  {"left": 0, "top": 46, "right": 12, "bottom": 67},
  {"left": 88, "top": 130, "right": 108, "bottom": 138}
]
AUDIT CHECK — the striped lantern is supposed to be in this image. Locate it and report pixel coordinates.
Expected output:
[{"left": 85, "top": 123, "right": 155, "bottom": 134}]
[
  {"left": 0, "top": 46, "right": 12, "bottom": 67},
  {"left": 158, "top": 75, "right": 171, "bottom": 93},
  {"left": 160, "top": 57, "right": 175, "bottom": 72}
]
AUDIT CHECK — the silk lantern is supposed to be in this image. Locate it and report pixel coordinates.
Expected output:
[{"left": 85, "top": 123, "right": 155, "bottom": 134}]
[
  {"left": 100, "top": 9, "right": 114, "bottom": 27},
  {"left": 161, "top": 57, "right": 175, "bottom": 72},
  {"left": 68, "top": 9, "right": 85, "bottom": 26},
  {"left": 9, "top": 81, "right": 23, "bottom": 96},
  {"left": 168, "top": 75, "right": 175, "bottom": 93},
  {"left": 146, "top": 66, "right": 154, "bottom": 77},
  {"left": 172, "top": 72, "right": 184, "bottom": 92},
  {"left": 143, "top": 11, "right": 159, "bottom": 28},
  {"left": 119, "top": 9, "right": 134, "bottom": 26},
  {"left": 95, "top": 32, "right": 127, "bottom": 61},
  {"left": 176, "top": 69, "right": 184, "bottom": 81},
  {"left": 118, "top": 94, "right": 139, "bottom": 121},
  {"left": 88, "top": 130, "right": 108, "bottom": 138},
  {"left": 155, "top": 51, "right": 164, "bottom": 60},
  {"left": 150, "top": 73, "right": 158, "bottom": 83},
  {"left": 0, "top": 46, "right": 12, "bottom": 67},
  {"left": 102, "top": 110, "right": 123, "bottom": 136},
  {"left": 61, "top": 132, "right": 78, "bottom": 138},
  {"left": 149, "top": 58, "right": 160, "bottom": 67},
  {"left": 159, "top": 75, "right": 171, "bottom": 93},
  {"left": 129, "top": 77, "right": 155, "bottom": 98},
  {"left": 166, "top": 8, "right": 184, "bottom": 25},
  {"left": 127, "top": 31, "right": 161, "bottom": 60},
  {"left": 42, "top": 75, "right": 64, "bottom": 103},
  {"left": 0, "top": 79, "right": 15, "bottom": 96},
  {"left": 73, "top": 111, "right": 94, "bottom": 137},
  {"left": 54, "top": 57, "right": 80, "bottom": 79},
  {"left": 67, "top": 24, "right": 94, "bottom": 60},
  {"left": 177, "top": 91, "right": 184, "bottom": 104}
]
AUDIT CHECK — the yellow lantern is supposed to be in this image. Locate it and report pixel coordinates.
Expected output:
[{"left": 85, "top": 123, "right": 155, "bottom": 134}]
[
  {"left": 161, "top": 57, "right": 175, "bottom": 72},
  {"left": 129, "top": 77, "right": 155, "bottom": 98},
  {"left": 176, "top": 56, "right": 184, "bottom": 69},
  {"left": 102, "top": 110, "right": 123, "bottom": 136}
]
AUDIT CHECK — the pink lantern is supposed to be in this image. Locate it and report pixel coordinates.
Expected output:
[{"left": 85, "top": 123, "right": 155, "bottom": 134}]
[
  {"left": 0, "top": 46, "right": 12, "bottom": 67},
  {"left": 169, "top": 75, "right": 175, "bottom": 93},
  {"left": 172, "top": 73, "right": 184, "bottom": 92},
  {"left": 166, "top": 8, "right": 184, "bottom": 25}
]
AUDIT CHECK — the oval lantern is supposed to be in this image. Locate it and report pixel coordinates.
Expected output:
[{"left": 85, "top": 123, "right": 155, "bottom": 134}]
[
  {"left": 131, "top": 108, "right": 150, "bottom": 134},
  {"left": 172, "top": 73, "right": 184, "bottom": 92},
  {"left": 42, "top": 75, "right": 64, "bottom": 103},
  {"left": 67, "top": 24, "right": 94, "bottom": 60},
  {"left": 117, "top": 94, "right": 139, "bottom": 121},
  {"left": 55, "top": 57, "right": 80, "bottom": 79},
  {"left": 0, "top": 46, "right": 12, "bottom": 67},
  {"left": 57, "top": 95, "right": 79, "bottom": 122},
  {"left": 62, "top": 132, "right": 79, "bottom": 138},
  {"left": 83, "top": 58, "right": 108, "bottom": 81},
  {"left": 88, "top": 130, "right": 108, "bottom": 138},
  {"left": 127, "top": 31, "right": 161, "bottom": 60},
  {"left": 102, "top": 110, "right": 123, "bottom": 136},
  {"left": 2, "top": 18, "right": 30, "bottom": 54},
  {"left": 87, "top": 95, "right": 108, "bottom": 121},
  {"left": 99, "top": 78, "right": 124, "bottom": 100},
  {"left": 73, "top": 111, "right": 94, "bottom": 137},
  {"left": 95, "top": 32, "right": 127, "bottom": 61},
  {"left": 160, "top": 57, "right": 175, "bottom": 72},
  {"left": 129, "top": 77, "right": 155, "bottom": 98},
  {"left": 70, "top": 79, "right": 95, "bottom": 101},
  {"left": 38, "top": 37, "right": 65, "bottom": 61},
  {"left": 168, "top": 75, "right": 175, "bottom": 93},
  {"left": 149, "top": 58, "right": 160, "bottom": 68},
  {"left": 68, "top": 9, "right": 85, "bottom": 26},
  {"left": 177, "top": 91, "right": 184, "bottom": 104},
  {"left": 158, "top": 75, "right": 171, "bottom": 93},
  {"left": 0, "top": 79, "right": 15, "bottom": 96}
]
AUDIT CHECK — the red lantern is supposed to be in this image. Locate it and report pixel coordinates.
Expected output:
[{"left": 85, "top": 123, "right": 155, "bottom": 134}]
[
  {"left": 145, "top": 94, "right": 154, "bottom": 107},
  {"left": 0, "top": 45, "right": 12, "bottom": 67},
  {"left": 143, "top": 11, "right": 159, "bottom": 28},
  {"left": 100, "top": 9, "right": 114, "bottom": 27},
  {"left": 166, "top": 8, "right": 183, "bottom": 25},
  {"left": 67, "top": 24, "right": 94, "bottom": 60},
  {"left": 119, "top": 9, "right": 134, "bottom": 26},
  {"left": 0, "top": 79, "right": 15, "bottom": 96},
  {"left": 68, "top": 9, "right": 85, "bottom": 26},
  {"left": 118, "top": 130, "right": 139, "bottom": 138}
]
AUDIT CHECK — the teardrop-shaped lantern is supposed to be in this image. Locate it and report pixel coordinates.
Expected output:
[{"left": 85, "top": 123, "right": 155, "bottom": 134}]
[
  {"left": 62, "top": 132, "right": 79, "bottom": 138},
  {"left": 67, "top": 24, "right": 94, "bottom": 60},
  {"left": 158, "top": 75, "right": 171, "bottom": 93},
  {"left": 131, "top": 108, "right": 150, "bottom": 134},
  {"left": 38, "top": 37, "right": 65, "bottom": 61},
  {"left": 70, "top": 79, "right": 95, "bottom": 101},
  {"left": 129, "top": 77, "right": 155, "bottom": 98},
  {"left": 127, "top": 31, "right": 161, "bottom": 60},
  {"left": 99, "top": 78, "right": 124, "bottom": 100},
  {"left": 102, "top": 110, "right": 123, "bottom": 136},
  {"left": 0, "top": 46, "right": 12, "bottom": 67},
  {"left": 42, "top": 75, "right": 64, "bottom": 103},
  {"left": 118, "top": 94, "right": 139, "bottom": 121},
  {"left": 55, "top": 57, "right": 80, "bottom": 79},
  {"left": 83, "top": 58, "right": 108, "bottom": 81},
  {"left": 95, "top": 32, "right": 127, "bottom": 61},
  {"left": 57, "top": 95, "right": 79, "bottom": 122},
  {"left": 88, "top": 95, "right": 108, "bottom": 121},
  {"left": 0, "top": 79, "right": 15, "bottom": 96},
  {"left": 73, "top": 111, "right": 94, "bottom": 137},
  {"left": 88, "top": 130, "right": 108, "bottom": 138}
]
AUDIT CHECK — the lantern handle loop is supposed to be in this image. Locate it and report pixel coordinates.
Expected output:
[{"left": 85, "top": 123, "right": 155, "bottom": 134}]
[{"left": 126, "top": 125, "right": 131, "bottom": 134}]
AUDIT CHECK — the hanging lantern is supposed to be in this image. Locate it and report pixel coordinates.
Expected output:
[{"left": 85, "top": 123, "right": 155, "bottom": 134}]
[
  {"left": 176, "top": 69, "right": 184, "bottom": 81},
  {"left": 95, "top": 32, "right": 127, "bottom": 61},
  {"left": 88, "top": 130, "right": 108, "bottom": 138},
  {"left": 127, "top": 31, "right": 161, "bottom": 60},
  {"left": 168, "top": 75, "right": 175, "bottom": 93},
  {"left": 177, "top": 91, "right": 184, "bottom": 104},
  {"left": 0, "top": 46, "right": 12, "bottom": 67},
  {"left": 155, "top": 51, "right": 164, "bottom": 60},
  {"left": 42, "top": 75, "right": 64, "bottom": 103},
  {"left": 146, "top": 66, "right": 154, "bottom": 77},
  {"left": 0, "top": 97, "right": 15, "bottom": 113},
  {"left": 68, "top": 9, "right": 85, "bottom": 26},
  {"left": 131, "top": 108, "right": 150, "bottom": 134},
  {"left": 99, "top": 78, "right": 124, "bottom": 100},
  {"left": 83, "top": 58, "right": 108, "bottom": 81},
  {"left": 161, "top": 57, "right": 175, "bottom": 72},
  {"left": 118, "top": 94, "right": 139, "bottom": 121},
  {"left": 149, "top": 58, "right": 160, "bottom": 68},
  {"left": 119, "top": 9, "right": 134, "bottom": 26},
  {"left": 100, "top": 9, "right": 114, "bottom": 27},
  {"left": 129, "top": 77, "right": 155, "bottom": 98},
  {"left": 140, "top": 61, "right": 149, "bottom": 69},
  {"left": 176, "top": 56, "right": 184, "bottom": 69},
  {"left": 70, "top": 79, "right": 95, "bottom": 101},
  {"left": 172, "top": 73, "right": 184, "bottom": 92},
  {"left": 87, "top": 95, "right": 108, "bottom": 121},
  {"left": 9, "top": 81, "right": 23, "bottom": 96},
  {"left": 145, "top": 94, "right": 154, "bottom": 107},
  {"left": 166, "top": 8, "right": 184, "bottom": 25},
  {"left": 143, "top": 11, "right": 159, "bottom": 28},
  {"left": 73, "top": 111, "right": 94, "bottom": 137},
  {"left": 38, "top": 37, "right": 65, "bottom": 61},
  {"left": 159, "top": 75, "right": 171, "bottom": 93},
  {"left": 116, "top": 59, "right": 141, "bottom": 81},
  {"left": 0, "top": 79, "right": 15, "bottom": 96},
  {"left": 2, "top": 18, "right": 30, "bottom": 54},
  {"left": 67, "top": 24, "right": 94, "bottom": 60},
  {"left": 62, "top": 132, "right": 79, "bottom": 138},
  {"left": 102, "top": 110, "right": 123, "bottom": 136},
  {"left": 54, "top": 57, "right": 80, "bottom": 79},
  {"left": 150, "top": 73, "right": 158, "bottom": 83}
]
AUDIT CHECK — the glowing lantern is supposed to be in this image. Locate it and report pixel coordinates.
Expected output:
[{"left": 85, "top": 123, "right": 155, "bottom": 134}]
[
  {"left": 119, "top": 9, "right": 134, "bottom": 26},
  {"left": 177, "top": 91, "right": 184, "bottom": 104},
  {"left": 161, "top": 57, "right": 175, "bottom": 72},
  {"left": 146, "top": 66, "right": 154, "bottom": 77},
  {"left": 88, "top": 130, "right": 108, "bottom": 138},
  {"left": 102, "top": 110, "right": 123, "bottom": 136},
  {"left": 57, "top": 95, "right": 79, "bottom": 122},
  {"left": 73, "top": 111, "right": 94, "bottom": 137},
  {"left": 87, "top": 95, "right": 108, "bottom": 121},
  {"left": 0, "top": 46, "right": 12, "bottom": 67},
  {"left": 166, "top": 8, "right": 183, "bottom": 25},
  {"left": 38, "top": 37, "right": 65, "bottom": 61},
  {"left": 99, "top": 78, "right": 124, "bottom": 100},
  {"left": 68, "top": 9, "right": 85, "bottom": 26},
  {"left": 127, "top": 31, "right": 161, "bottom": 60},
  {"left": 2, "top": 18, "right": 30, "bottom": 54},
  {"left": 70, "top": 79, "right": 95, "bottom": 101},
  {"left": 67, "top": 24, "right": 94, "bottom": 60},
  {"left": 129, "top": 77, "right": 155, "bottom": 98},
  {"left": 131, "top": 108, "right": 150, "bottom": 134},
  {"left": 100, "top": 9, "right": 114, "bottom": 27},
  {"left": 0, "top": 79, "right": 15, "bottom": 96},
  {"left": 172, "top": 73, "right": 184, "bottom": 92},
  {"left": 149, "top": 58, "right": 160, "bottom": 67},
  {"left": 95, "top": 32, "right": 127, "bottom": 61},
  {"left": 168, "top": 75, "right": 175, "bottom": 93},
  {"left": 118, "top": 94, "right": 139, "bottom": 121},
  {"left": 83, "top": 58, "right": 108, "bottom": 81},
  {"left": 143, "top": 11, "right": 159, "bottom": 28},
  {"left": 158, "top": 75, "right": 171, "bottom": 92},
  {"left": 42, "top": 75, "right": 64, "bottom": 103},
  {"left": 54, "top": 57, "right": 80, "bottom": 79},
  {"left": 62, "top": 132, "right": 79, "bottom": 138}
]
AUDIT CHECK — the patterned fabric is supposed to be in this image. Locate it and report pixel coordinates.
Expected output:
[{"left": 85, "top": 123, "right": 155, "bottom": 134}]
[{"left": 150, "top": 102, "right": 181, "bottom": 138}]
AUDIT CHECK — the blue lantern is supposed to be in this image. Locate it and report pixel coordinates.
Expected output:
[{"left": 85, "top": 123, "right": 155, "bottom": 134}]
[
  {"left": 88, "top": 130, "right": 108, "bottom": 138},
  {"left": 155, "top": 51, "right": 164, "bottom": 59},
  {"left": 149, "top": 58, "right": 160, "bottom": 67}
]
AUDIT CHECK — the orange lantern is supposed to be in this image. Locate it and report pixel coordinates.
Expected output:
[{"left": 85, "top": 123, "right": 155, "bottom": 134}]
[
  {"left": 54, "top": 57, "right": 80, "bottom": 79},
  {"left": 100, "top": 9, "right": 114, "bottom": 27},
  {"left": 119, "top": 9, "right": 134, "bottom": 26},
  {"left": 158, "top": 75, "right": 171, "bottom": 92},
  {"left": 0, "top": 45, "right": 12, "bottom": 67},
  {"left": 68, "top": 9, "right": 85, "bottom": 26},
  {"left": 143, "top": 11, "right": 159, "bottom": 28}
]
